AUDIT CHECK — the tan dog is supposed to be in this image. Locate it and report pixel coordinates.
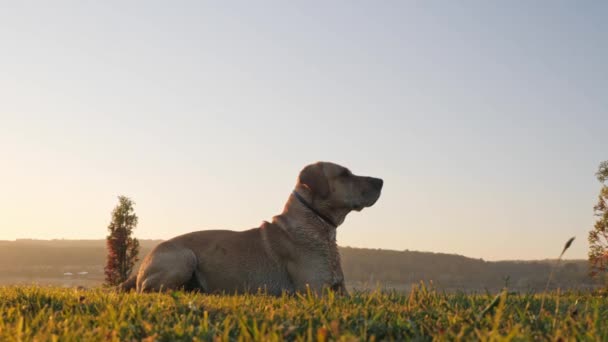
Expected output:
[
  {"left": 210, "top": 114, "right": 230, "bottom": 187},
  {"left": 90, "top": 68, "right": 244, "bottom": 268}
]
[{"left": 119, "top": 162, "right": 383, "bottom": 295}]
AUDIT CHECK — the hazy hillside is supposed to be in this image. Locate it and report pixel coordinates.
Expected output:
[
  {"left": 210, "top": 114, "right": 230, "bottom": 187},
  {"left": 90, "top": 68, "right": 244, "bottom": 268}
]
[{"left": 0, "top": 240, "right": 603, "bottom": 292}]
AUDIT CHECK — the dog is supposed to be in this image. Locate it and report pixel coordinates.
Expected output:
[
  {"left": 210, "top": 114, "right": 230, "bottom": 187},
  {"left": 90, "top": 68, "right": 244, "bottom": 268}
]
[{"left": 119, "top": 161, "right": 383, "bottom": 295}]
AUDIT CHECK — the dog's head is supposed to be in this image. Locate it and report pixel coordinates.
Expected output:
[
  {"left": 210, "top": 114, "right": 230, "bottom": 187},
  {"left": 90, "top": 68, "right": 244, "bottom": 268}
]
[{"left": 296, "top": 162, "right": 383, "bottom": 225}]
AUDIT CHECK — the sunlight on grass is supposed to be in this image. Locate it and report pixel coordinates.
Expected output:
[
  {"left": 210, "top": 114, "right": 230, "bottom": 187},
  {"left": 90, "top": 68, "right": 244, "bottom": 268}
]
[{"left": 0, "top": 284, "right": 606, "bottom": 340}]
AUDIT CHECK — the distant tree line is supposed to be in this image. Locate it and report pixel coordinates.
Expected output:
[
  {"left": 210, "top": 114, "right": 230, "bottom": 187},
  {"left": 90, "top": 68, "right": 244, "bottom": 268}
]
[
  {"left": 0, "top": 241, "right": 603, "bottom": 292},
  {"left": 340, "top": 247, "right": 602, "bottom": 292}
]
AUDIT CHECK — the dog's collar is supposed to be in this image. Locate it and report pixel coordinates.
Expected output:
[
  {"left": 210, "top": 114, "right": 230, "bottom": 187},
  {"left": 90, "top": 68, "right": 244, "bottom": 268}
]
[{"left": 292, "top": 190, "right": 337, "bottom": 228}]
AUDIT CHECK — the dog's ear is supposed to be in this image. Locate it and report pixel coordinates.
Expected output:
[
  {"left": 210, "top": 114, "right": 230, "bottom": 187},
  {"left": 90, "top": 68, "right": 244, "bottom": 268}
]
[{"left": 298, "top": 163, "right": 329, "bottom": 198}]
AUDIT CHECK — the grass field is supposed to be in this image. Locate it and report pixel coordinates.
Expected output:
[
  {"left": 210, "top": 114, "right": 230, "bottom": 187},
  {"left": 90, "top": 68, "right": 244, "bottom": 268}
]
[{"left": 0, "top": 284, "right": 606, "bottom": 341}]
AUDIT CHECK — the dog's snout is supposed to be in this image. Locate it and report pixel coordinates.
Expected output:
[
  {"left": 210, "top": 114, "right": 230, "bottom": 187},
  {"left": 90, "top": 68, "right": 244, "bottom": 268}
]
[{"left": 369, "top": 177, "right": 383, "bottom": 191}]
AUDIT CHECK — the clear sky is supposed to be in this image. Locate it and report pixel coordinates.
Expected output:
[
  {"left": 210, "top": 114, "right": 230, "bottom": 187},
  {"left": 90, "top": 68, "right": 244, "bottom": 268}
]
[{"left": 1, "top": 1, "right": 606, "bottom": 260}]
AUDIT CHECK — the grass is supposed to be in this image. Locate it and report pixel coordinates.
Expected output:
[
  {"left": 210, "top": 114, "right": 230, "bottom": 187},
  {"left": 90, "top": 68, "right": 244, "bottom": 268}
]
[{"left": 0, "top": 284, "right": 607, "bottom": 341}]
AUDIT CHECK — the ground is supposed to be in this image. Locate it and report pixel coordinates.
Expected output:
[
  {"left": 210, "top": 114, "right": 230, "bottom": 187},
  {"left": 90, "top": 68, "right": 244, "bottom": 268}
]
[{"left": 0, "top": 285, "right": 606, "bottom": 341}]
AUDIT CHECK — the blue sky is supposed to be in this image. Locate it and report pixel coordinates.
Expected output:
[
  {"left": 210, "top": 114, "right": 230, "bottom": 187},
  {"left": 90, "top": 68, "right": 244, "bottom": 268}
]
[{"left": 1, "top": 1, "right": 606, "bottom": 260}]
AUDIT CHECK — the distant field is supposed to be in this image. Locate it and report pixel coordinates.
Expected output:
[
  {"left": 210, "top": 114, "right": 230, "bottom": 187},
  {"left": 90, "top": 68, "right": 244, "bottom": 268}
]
[
  {"left": 1, "top": 240, "right": 604, "bottom": 292},
  {"left": 1, "top": 285, "right": 606, "bottom": 341}
]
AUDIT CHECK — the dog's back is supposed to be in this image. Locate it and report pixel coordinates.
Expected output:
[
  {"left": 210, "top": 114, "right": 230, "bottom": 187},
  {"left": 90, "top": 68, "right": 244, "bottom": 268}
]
[{"left": 131, "top": 225, "right": 295, "bottom": 294}]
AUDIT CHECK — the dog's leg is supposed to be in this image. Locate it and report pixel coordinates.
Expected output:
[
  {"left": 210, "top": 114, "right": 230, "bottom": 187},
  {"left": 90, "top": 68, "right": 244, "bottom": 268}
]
[
  {"left": 334, "top": 263, "right": 349, "bottom": 296},
  {"left": 287, "top": 261, "right": 329, "bottom": 296},
  {"left": 117, "top": 272, "right": 138, "bottom": 292},
  {"left": 332, "top": 281, "right": 349, "bottom": 296},
  {"left": 136, "top": 244, "right": 198, "bottom": 292}
]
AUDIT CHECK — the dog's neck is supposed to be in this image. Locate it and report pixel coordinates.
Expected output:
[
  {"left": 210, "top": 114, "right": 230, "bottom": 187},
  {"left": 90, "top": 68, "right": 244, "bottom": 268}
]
[
  {"left": 291, "top": 190, "right": 337, "bottom": 228},
  {"left": 272, "top": 191, "right": 350, "bottom": 241}
]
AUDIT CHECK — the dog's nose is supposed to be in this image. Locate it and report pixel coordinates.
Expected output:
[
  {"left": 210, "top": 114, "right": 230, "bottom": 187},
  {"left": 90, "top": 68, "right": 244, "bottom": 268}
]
[{"left": 370, "top": 177, "right": 383, "bottom": 191}]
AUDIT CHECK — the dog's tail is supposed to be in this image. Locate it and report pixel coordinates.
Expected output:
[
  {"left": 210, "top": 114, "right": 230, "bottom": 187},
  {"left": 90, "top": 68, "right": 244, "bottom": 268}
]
[{"left": 117, "top": 274, "right": 137, "bottom": 292}]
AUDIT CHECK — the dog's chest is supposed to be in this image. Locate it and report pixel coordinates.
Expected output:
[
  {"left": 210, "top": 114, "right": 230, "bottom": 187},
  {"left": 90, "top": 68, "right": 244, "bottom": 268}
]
[{"left": 326, "top": 232, "right": 343, "bottom": 285}]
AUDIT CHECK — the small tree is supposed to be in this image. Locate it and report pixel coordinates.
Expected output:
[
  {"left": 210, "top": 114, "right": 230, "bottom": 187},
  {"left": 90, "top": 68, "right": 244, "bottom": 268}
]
[
  {"left": 105, "top": 195, "right": 140, "bottom": 286},
  {"left": 589, "top": 161, "right": 608, "bottom": 279}
]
